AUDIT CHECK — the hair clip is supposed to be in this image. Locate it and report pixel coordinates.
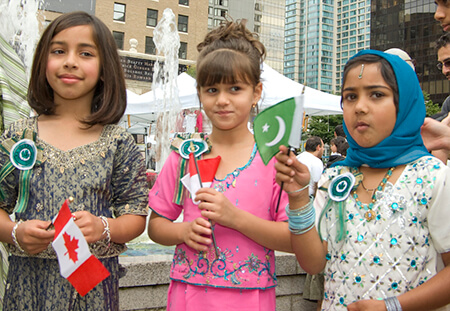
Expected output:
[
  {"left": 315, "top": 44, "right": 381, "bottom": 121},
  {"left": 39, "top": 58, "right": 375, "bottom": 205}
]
[{"left": 358, "top": 64, "right": 365, "bottom": 79}]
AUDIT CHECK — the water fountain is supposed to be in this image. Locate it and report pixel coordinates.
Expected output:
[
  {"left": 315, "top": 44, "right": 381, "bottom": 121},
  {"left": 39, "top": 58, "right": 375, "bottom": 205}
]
[
  {"left": 0, "top": 0, "right": 43, "bottom": 76},
  {"left": 120, "top": 8, "right": 182, "bottom": 257},
  {"left": 152, "top": 8, "right": 182, "bottom": 172}
]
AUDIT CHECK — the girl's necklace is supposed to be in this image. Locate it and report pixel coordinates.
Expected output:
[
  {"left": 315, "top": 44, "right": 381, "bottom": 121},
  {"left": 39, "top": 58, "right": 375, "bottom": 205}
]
[
  {"left": 352, "top": 167, "right": 395, "bottom": 221},
  {"left": 360, "top": 180, "right": 375, "bottom": 192}
]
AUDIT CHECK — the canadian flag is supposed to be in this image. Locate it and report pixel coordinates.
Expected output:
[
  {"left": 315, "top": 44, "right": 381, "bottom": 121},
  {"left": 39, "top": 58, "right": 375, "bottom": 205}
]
[
  {"left": 181, "top": 153, "right": 221, "bottom": 204},
  {"left": 52, "top": 200, "right": 110, "bottom": 296}
]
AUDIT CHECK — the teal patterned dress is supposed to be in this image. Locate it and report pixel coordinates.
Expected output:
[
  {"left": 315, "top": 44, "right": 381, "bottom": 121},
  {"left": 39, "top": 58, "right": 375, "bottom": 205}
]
[{"left": 0, "top": 117, "right": 148, "bottom": 310}]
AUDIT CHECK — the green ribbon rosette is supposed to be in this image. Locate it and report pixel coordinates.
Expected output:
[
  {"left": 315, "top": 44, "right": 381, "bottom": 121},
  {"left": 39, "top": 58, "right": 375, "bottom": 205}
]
[
  {"left": 317, "top": 169, "right": 360, "bottom": 242},
  {"left": 178, "top": 139, "right": 208, "bottom": 159},
  {"left": 0, "top": 129, "right": 44, "bottom": 213},
  {"left": 170, "top": 133, "right": 211, "bottom": 205}
]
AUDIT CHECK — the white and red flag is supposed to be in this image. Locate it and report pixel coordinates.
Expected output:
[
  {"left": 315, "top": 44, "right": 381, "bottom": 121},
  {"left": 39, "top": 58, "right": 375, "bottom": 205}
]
[
  {"left": 52, "top": 199, "right": 110, "bottom": 296},
  {"left": 181, "top": 153, "right": 221, "bottom": 204}
]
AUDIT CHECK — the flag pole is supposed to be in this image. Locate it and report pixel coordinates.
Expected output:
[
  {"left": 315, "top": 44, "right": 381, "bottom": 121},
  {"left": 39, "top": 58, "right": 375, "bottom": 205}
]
[
  {"left": 275, "top": 87, "right": 305, "bottom": 213},
  {"left": 189, "top": 142, "right": 219, "bottom": 259},
  {"left": 275, "top": 148, "right": 292, "bottom": 213}
]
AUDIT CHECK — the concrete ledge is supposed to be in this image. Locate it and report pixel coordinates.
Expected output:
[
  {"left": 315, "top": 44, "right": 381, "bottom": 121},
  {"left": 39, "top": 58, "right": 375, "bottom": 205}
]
[{"left": 119, "top": 252, "right": 317, "bottom": 311}]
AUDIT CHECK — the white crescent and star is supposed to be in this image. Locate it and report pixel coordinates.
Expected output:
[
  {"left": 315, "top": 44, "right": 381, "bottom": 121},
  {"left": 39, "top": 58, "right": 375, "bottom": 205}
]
[{"left": 264, "top": 116, "right": 286, "bottom": 147}]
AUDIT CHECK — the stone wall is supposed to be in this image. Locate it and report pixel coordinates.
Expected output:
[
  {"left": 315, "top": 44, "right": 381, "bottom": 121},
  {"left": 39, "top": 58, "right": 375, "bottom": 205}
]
[{"left": 119, "top": 252, "right": 317, "bottom": 311}]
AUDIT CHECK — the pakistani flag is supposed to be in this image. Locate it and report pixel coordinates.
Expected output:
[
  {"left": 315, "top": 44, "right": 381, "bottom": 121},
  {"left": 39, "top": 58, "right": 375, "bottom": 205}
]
[{"left": 254, "top": 96, "right": 304, "bottom": 165}]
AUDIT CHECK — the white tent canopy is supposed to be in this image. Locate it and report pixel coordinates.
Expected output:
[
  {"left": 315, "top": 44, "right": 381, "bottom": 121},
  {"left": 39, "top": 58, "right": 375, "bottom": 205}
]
[
  {"left": 259, "top": 63, "right": 342, "bottom": 115},
  {"left": 122, "top": 64, "right": 342, "bottom": 134},
  {"left": 122, "top": 73, "right": 200, "bottom": 134}
]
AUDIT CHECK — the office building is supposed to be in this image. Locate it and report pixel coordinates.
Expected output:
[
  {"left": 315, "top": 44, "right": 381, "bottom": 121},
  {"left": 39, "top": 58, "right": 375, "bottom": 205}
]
[
  {"left": 284, "top": 0, "right": 371, "bottom": 92},
  {"left": 207, "top": 0, "right": 285, "bottom": 72},
  {"left": 370, "top": 0, "right": 448, "bottom": 105}
]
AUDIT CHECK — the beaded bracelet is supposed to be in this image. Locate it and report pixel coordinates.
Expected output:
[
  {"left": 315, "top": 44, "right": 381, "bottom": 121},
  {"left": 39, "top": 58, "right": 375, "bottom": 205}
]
[
  {"left": 285, "top": 197, "right": 316, "bottom": 235},
  {"left": 384, "top": 297, "right": 402, "bottom": 311},
  {"left": 99, "top": 216, "right": 111, "bottom": 245},
  {"left": 285, "top": 184, "right": 309, "bottom": 195},
  {"left": 11, "top": 220, "right": 25, "bottom": 252}
]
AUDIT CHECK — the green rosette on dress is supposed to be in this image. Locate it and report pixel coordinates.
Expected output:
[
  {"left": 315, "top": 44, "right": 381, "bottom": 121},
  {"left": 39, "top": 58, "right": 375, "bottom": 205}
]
[
  {"left": 170, "top": 133, "right": 211, "bottom": 205},
  {"left": 318, "top": 168, "right": 361, "bottom": 242},
  {"left": 0, "top": 128, "right": 44, "bottom": 213}
]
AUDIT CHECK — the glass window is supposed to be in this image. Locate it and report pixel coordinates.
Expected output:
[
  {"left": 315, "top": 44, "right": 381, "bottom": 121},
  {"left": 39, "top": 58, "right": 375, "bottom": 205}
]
[
  {"left": 179, "top": 0, "right": 189, "bottom": 5},
  {"left": 145, "top": 37, "right": 156, "bottom": 55},
  {"left": 147, "top": 9, "right": 158, "bottom": 27},
  {"left": 113, "top": 3, "right": 125, "bottom": 22},
  {"left": 216, "top": 0, "right": 228, "bottom": 5},
  {"left": 178, "top": 15, "right": 188, "bottom": 32},
  {"left": 179, "top": 42, "right": 187, "bottom": 59},
  {"left": 112, "top": 31, "right": 124, "bottom": 49}
]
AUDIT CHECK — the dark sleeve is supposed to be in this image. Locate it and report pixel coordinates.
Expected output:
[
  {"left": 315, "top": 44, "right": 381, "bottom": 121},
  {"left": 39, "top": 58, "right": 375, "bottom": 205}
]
[
  {"left": 110, "top": 130, "right": 149, "bottom": 217},
  {"left": 441, "top": 95, "right": 450, "bottom": 114}
]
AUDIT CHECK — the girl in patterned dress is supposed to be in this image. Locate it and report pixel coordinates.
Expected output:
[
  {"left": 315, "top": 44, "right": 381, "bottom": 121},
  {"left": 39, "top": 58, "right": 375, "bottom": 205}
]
[
  {"left": 148, "top": 20, "right": 291, "bottom": 310},
  {"left": 275, "top": 50, "right": 450, "bottom": 311},
  {"left": 0, "top": 12, "right": 148, "bottom": 310}
]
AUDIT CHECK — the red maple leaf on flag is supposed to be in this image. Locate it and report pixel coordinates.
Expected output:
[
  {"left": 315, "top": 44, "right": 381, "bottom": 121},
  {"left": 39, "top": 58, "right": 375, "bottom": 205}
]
[{"left": 63, "top": 232, "right": 79, "bottom": 263}]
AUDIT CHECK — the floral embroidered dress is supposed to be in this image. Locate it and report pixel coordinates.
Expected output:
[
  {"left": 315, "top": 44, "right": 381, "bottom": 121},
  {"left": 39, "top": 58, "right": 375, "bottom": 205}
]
[
  {"left": 317, "top": 156, "right": 450, "bottom": 310},
  {"left": 148, "top": 144, "right": 288, "bottom": 291},
  {"left": 0, "top": 117, "right": 148, "bottom": 311}
]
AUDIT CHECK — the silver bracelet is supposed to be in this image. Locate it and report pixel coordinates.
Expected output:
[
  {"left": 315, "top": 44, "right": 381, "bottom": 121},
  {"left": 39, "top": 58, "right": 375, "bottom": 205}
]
[
  {"left": 285, "top": 184, "right": 309, "bottom": 194},
  {"left": 99, "top": 216, "right": 111, "bottom": 245},
  {"left": 11, "top": 220, "right": 25, "bottom": 252},
  {"left": 384, "top": 297, "right": 402, "bottom": 311}
]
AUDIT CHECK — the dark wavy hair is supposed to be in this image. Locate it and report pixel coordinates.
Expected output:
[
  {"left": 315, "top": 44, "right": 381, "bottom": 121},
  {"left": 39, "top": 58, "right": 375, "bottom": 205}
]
[
  {"left": 436, "top": 32, "right": 450, "bottom": 50},
  {"left": 305, "top": 136, "right": 323, "bottom": 152},
  {"left": 28, "top": 11, "right": 126, "bottom": 126}
]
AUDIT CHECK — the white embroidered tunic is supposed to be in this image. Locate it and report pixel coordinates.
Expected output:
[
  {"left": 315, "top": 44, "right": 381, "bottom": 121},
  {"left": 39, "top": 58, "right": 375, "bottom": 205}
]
[{"left": 316, "top": 156, "right": 450, "bottom": 310}]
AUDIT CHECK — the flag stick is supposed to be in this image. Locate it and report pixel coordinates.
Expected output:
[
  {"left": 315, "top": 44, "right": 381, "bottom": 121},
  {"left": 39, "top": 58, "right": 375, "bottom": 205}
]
[
  {"left": 276, "top": 88, "right": 305, "bottom": 213},
  {"left": 190, "top": 142, "right": 220, "bottom": 259},
  {"left": 47, "top": 197, "right": 75, "bottom": 230},
  {"left": 275, "top": 148, "right": 292, "bottom": 213}
]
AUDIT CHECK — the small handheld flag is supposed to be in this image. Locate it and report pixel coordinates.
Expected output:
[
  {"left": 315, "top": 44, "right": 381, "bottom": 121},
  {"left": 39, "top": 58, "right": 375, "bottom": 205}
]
[
  {"left": 181, "top": 153, "right": 221, "bottom": 204},
  {"left": 181, "top": 144, "right": 221, "bottom": 258},
  {"left": 52, "top": 199, "right": 110, "bottom": 296},
  {"left": 253, "top": 96, "right": 304, "bottom": 165},
  {"left": 254, "top": 93, "right": 305, "bottom": 212}
]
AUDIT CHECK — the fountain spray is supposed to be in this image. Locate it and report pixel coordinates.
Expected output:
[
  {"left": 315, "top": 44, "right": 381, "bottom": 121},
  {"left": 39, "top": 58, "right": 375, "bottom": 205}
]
[{"left": 152, "top": 8, "right": 182, "bottom": 171}]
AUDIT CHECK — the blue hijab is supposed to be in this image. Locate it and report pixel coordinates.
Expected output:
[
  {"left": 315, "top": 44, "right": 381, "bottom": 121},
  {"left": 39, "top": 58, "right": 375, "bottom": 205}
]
[{"left": 333, "top": 50, "right": 431, "bottom": 168}]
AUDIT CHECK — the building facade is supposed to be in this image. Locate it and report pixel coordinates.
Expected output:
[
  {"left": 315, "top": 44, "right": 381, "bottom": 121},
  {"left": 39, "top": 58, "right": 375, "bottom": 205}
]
[
  {"left": 284, "top": 0, "right": 370, "bottom": 92},
  {"left": 258, "top": 0, "right": 286, "bottom": 73},
  {"left": 370, "top": 0, "right": 448, "bottom": 105},
  {"left": 335, "top": 0, "right": 371, "bottom": 91},
  {"left": 207, "top": 0, "right": 285, "bottom": 73}
]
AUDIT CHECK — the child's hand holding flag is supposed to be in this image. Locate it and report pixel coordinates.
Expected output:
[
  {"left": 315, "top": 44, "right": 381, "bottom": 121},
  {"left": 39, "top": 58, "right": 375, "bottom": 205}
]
[{"left": 52, "top": 199, "right": 110, "bottom": 296}]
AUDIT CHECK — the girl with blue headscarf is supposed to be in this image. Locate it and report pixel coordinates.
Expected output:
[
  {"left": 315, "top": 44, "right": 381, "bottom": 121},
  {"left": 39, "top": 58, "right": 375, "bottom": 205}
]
[{"left": 275, "top": 50, "right": 450, "bottom": 311}]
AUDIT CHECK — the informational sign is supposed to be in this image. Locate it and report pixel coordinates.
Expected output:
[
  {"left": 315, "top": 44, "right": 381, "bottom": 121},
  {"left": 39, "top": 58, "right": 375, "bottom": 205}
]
[{"left": 120, "top": 56, "right": 187, "bottom": 82}]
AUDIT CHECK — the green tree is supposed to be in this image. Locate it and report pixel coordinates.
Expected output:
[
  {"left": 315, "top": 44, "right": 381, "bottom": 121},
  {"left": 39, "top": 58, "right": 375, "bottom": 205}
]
[
  {"left": 423, "top": 91, "right": 441, "bottom": 117},
  {"left": 306, "top": 114, "right": 343, "bottom": 144}
]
